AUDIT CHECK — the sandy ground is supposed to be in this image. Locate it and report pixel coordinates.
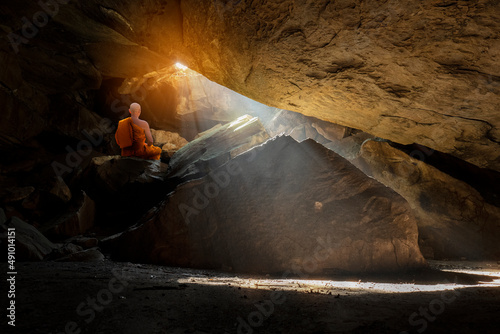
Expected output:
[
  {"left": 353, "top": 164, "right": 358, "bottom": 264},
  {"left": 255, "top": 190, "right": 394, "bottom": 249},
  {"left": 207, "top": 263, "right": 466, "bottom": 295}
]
[{"left": 1, "top": 260, "right": 500, "bottom": 334}]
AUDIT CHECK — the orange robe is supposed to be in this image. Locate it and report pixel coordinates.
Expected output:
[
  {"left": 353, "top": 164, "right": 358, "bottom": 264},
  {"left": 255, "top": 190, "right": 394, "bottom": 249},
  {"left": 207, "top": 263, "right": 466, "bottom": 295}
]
[{"left": 118, "top": 118, "right": 161, "bottom": 160}]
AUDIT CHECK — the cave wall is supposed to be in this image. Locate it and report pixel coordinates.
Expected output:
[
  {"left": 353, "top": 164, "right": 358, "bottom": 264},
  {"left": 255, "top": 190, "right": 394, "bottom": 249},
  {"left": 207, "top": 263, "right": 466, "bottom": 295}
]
[
  {"left": 179, "top": 0, "right": 500, "bottom": 171},
  {"left": 1, "top": 0, "right": 500, "bottom": 262},
  {"left": 1, "top": 0, "right": 499, "bottom": 171}
]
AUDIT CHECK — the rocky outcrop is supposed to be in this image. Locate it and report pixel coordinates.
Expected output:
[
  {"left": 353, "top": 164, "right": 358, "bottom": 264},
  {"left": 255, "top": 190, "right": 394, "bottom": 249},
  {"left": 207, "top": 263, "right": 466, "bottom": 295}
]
[
  {"left": 151, "top": 129, "right": 188, "bottom": 147},
  {"left": 355, "top": 140, "right": 500, "bottom": 260},
  {"left": 179, "top": 0, "right": 500, "bottom": 171},
  {"left": 64, "top": 236, "right": 99, "bottom": 249},
  {"left": 150, "top": 129, "right": 188, "bottom": 159},
  {"left": 42, "top": 191, "right": 96, "bottom": 240},
  {"left": 1, "top": 216, "right": 57, "bottom": 261},
  {"left": 81, "top": 156, "right": 169, "bottom": 227},
  {"left": 0, "top": 214, "right": 102, "bottom": 262},
  {"left": 104, "top": 136, "right": 426, "bottom": 274},
  {"left": 54, "top": 248, "right": 105, "bottom": 262},
  {"left": 167, "top": 115, "right": 270, "bottom": 182},
  {"left": 2, "top": 1, "right": 499, "bottom": 172}
]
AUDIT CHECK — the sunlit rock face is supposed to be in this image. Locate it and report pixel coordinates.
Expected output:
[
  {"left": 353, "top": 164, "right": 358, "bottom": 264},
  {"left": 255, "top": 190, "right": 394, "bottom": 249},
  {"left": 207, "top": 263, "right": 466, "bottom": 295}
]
[
  {"left": 105, "top": 136, "right": 426, "bottom": 273},
  {"left": 2, "top": 0, "right": 499, "bottom": 171},
  {"left": 167, "top": 115, "right": 270, "bottom": 182},
  {"left": 355, "top": 140, "right": 500, "bottom": 260},
  {"left": 179, "top": 0, "right": 500, "bottom": 171}
]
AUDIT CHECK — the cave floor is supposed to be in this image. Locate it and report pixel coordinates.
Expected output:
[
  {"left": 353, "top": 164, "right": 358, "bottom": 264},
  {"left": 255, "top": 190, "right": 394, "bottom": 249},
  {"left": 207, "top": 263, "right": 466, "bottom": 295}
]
[{"left": 3, "top": 260, "right": 500, "bottom": 334}]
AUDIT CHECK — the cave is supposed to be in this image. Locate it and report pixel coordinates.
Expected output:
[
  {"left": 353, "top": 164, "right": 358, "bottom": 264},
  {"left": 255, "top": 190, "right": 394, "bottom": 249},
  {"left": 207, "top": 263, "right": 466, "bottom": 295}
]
[{"left": 1, "top": 1, "right": 500, "bottom": 333}]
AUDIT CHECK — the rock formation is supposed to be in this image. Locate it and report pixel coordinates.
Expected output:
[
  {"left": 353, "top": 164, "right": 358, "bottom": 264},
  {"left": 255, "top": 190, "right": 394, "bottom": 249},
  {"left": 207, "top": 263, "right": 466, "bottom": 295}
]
[
  {"left": 355, "top": 140, "right": 500, "bottom": 260},
  {"left": 167, "top": 115, "right": 270, "bottom": 182},
  {"left": 2, "top": 0, "right": 499, "bottom": 171},
  {"left": 1, "top": 210, "right": 104, "bottom": 262},
  {"left": 105, "top": 136, "right": 426, "bottom": 274},
  {"left": 41, "top": 191, "right": 96, "bottom": 240},
  {"left": 1, "top": 216, "right": 56, "bottom": 261},
  {"left": 80, "top": 155, "right": 170, "bottom": 227},
  {"left": 1, "top": 0, "right": 499, "bottom": 269},
  {"left": 150, "top": 129, "right": 188, "bottom": 159}
]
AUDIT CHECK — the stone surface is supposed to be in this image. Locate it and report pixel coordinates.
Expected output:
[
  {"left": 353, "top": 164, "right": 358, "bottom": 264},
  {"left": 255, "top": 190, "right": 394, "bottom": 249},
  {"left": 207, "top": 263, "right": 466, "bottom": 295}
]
[
  {"left": 47, "top": 243, "right": 84, "bottom": 261},
  {"left": 81, "top": 155, "right": 170, "bottom": 227},
  {"left": 355, "top": 140, "right": 500, "bottom": 260},
  {"left": 1, "top": 0, "right": 499, "bottom": 272},
  {"left": 2, "top": 0, "right": 499, "bottom": 171},
  {"left": 54, "top": 248, "right": 105, "bottom": 262},
  {"left": 42, "top": 191, "right": 96, "bottom": 240},
  {"left": 45, "top": 241, "right": 104, "bottom": 263},
  {"left": 167, "top": 115, "right": 270, "bottom": 182},
  {"left": 150, "top": 129, "right": 189, "bottom": 160},
  {"left": 151, "top": 129, "right": 189, "bottom": 148},
  {"left": 0, "top": 186, "right": 35, "bottom": 203},
  {"left": 105, "top": 136, "right": 426, "bottom": 274},
  {"left": 179, "top": 0, "right": 500, "bottom": 171},
  {"left": 46, "top": 176, "right": 72, "bottom": 203},
  {"left": 83, "top": 155, "right": 168, "bottom": 196},
  {"left": 2, "top": 216, "right": 57, "bottom": 261},
  {"left": 64, "top": 236, "right": 99, "bottom": 249}
]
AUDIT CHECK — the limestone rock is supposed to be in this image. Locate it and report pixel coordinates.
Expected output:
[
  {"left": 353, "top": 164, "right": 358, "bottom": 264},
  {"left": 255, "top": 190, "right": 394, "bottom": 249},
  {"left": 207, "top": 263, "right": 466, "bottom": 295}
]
[
  {"left": 2, "top": 217, "right": 57, "bottom": 261},
  {"left": 151, "top": 129, "right": 189, "bottom": 148},
  {"left": 312, "top": 122, "right": 350, "bottom": 142},
  {"left": 47, "top": 243, "right": 104, "bottom": 262},
  {"left": 48, "top": 243, "right": 84, "bottom": 260},
  {"left": 194, "top": 124, "right": 223, "bottom": 139},
  {"left": 178, "top": 0, "right": 500, "bottom": 171},
  {"left": 81, "top": 155, "right": 169, "bottom": 227},
  {"left": 64, "top": 236, "right": 99, "bottom": 249},
  {"left": 355, "top": 140, "right": 500, "bottom": 260},
  {"left": 47, "top": 177, "right": 72, "bottom": 204},
  {"left": 53, "top": 247, "right": 105, "bottom": 262},
  {"left": 0, "top": 186, "right": 35, "bottom": 203},
  {"left": 3, "top": 0, "right": 500, "bottom": 171},
  {"left": 150, "top": 129, "right": 189, "bottom": 159},
  {"left": 46, "top": 240, "right": 103, "bottom": 263},
  {"left": 105, "top": 136, "right": 425, "bottom": 274},
  {"left": 167, "top": 115, "right": 270, "bottom": 182},
  {"left": 43, "top": 191, "right": 96, "bottom": 239},
  {"left": 84, "top": 155, "right": 168, "bottom": 194}
]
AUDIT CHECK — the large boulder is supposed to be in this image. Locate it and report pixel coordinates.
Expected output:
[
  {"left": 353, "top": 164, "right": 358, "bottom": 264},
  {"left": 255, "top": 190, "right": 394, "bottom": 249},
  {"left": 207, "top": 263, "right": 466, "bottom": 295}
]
[
  {"left": 167, "top": 115, "right": 270, "bottom": 182},
  {"left": 104, "top": 136, "right": 426, "bottom": 274},
  {"left": 355, "top": 140, "right": 500, "bottom": 260},
  {"left": 81, "top": 156, "right": 169, "bottom": 227},
  {"left": 151, "top": 129, "right": 189, "bottom": 148},
  {"left": 1, "top": 217, "right": 57, "bottom": 261},
  {"left": 42, "top": 191, "right": 96, "bottom": 240},
  {"left": 150, "top": 129, "right": 189, "bottom": 159}
]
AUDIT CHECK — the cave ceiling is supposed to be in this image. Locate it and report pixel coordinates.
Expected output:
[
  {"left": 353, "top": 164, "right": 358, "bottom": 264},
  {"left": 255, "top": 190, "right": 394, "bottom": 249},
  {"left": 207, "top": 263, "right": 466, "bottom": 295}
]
[{"left": 1, "top": 0, "right": 499, "bottom": 171}]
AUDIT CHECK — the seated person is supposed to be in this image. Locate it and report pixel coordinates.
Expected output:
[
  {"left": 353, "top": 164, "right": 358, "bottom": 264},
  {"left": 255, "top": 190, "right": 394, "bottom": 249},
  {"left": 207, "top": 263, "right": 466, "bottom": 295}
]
[{"left": 115, "top": 103, "right": 161, "bottom": 160}]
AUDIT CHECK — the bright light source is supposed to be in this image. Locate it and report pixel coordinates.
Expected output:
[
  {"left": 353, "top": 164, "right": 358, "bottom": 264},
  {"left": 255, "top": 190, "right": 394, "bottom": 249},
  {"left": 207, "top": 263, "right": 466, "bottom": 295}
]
[{"left": 175, "top": 62, "right": 188, "bottom": 70}]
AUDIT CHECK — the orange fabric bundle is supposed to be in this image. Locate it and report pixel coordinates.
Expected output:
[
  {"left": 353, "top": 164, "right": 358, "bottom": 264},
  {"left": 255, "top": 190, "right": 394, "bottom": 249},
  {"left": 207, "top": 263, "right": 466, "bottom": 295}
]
[{"left": 115, "top": 117, "right": 161, "bottom": 160}]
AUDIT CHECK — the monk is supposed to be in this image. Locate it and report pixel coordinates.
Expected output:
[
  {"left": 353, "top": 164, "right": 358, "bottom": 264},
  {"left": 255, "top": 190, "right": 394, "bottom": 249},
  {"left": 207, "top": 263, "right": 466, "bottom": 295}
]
[{"left": 115, "top": 103, "right": 162, "bottom": 160}]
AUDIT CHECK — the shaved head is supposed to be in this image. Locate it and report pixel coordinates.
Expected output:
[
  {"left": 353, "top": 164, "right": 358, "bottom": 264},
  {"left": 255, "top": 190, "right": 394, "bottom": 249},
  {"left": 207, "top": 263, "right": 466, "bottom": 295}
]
[{"left": 130, "top": 102, "right": 141, "bottom": 113}]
